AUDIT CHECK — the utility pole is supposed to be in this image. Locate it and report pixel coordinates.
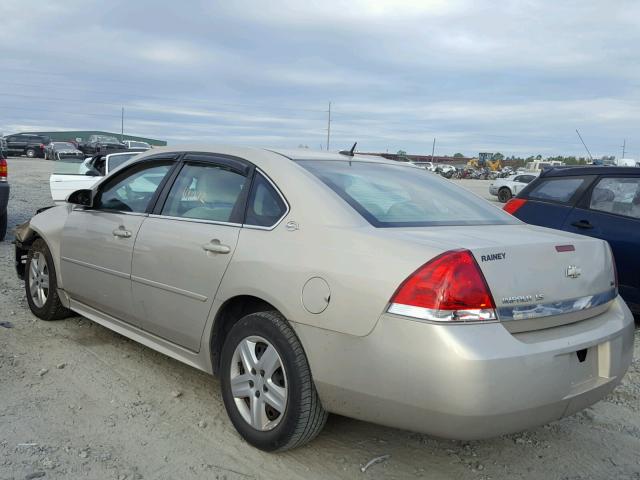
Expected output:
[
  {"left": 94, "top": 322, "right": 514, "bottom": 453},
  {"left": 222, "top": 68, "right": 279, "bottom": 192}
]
[
  {"left": 326, "top": 101, "right": 331, "bottom": 152},
  {"left": 431, "top": 137, "right": 436, "bottom": 162},
  {"left": 621, "top": 139, "right": 626, "bottom": 159},
  {"left": 121, "top": 107, "right": 124, "bottom": 142}
]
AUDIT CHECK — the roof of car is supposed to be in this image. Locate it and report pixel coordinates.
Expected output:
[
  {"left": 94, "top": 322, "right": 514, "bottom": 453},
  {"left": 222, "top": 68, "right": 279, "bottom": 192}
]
[{"left": 540, "top": 166, "right": 640, "bottom": 177}]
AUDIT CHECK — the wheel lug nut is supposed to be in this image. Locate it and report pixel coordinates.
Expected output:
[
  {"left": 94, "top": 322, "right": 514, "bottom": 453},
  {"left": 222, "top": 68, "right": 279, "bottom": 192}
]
[
  {"left": 263, "top": 386, "right": 268, "bottom": 392},
  {"left": 260, "top": 370, "right": 265, "bottom": 377},
  {"left": 249, "top": 380, "right": 254, "bottom": 388},
  {"left": 255, "top": 391, "right": 260, "bottom": 398},
  {"left": 251, "top": 368, "right": 256, "bottom": 375}
]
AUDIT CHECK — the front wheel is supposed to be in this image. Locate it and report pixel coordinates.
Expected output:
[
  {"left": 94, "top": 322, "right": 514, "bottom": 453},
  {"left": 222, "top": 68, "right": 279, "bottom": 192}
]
[
  {"left": 498, "top": 187, "right": 512, "bottom": 203},
  {"left": 25, "top": 148, "right": 36, "bottom": 158},
  {"left": 220, "top": 311, "right": 328, "bottom": 451},
  {"left": 25, "top": 239, "right": 72, "bottom": 320}
]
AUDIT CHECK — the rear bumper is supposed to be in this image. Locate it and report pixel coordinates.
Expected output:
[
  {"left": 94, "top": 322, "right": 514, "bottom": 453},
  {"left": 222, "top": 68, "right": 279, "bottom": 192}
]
[
  {"left": 295, "top": 295, "right": 634, "bottom": 439},
  {"left": 0, "top": 183, "right": 9, "bottom": 210}
]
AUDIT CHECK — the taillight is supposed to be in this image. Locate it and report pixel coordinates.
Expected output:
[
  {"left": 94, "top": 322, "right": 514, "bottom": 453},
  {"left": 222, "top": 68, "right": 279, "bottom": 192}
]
[
  {"left": 504, "top": 198, "right": 527, "bottom": 215},
  {"left": 0, "top": 158, "right": 7, "bottom": 181},
  {"left": 388, "top": 249, "right": 496, "bottom": 322}
]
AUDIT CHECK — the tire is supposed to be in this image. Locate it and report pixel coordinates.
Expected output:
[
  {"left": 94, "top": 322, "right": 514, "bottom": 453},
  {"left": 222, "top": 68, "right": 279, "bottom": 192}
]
[
  {"left": 498, "top": 187, "right": 512, "bottom": 203},
  {"left": 0, "top": 210, "right": 6, "bottom": 241},
  {"left": 25, "top": 148, "right": 36, "bottom": 158},
  {"left": 25, "top": 239, "right": 72, "bottom": 321},
  {"left": 220, "top": 311, "right": 328, "bottom": 451}
]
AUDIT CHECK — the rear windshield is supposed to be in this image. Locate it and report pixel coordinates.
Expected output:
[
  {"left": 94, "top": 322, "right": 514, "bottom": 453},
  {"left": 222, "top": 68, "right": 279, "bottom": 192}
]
[{"left": 298, "top": 160, "right": 517, "bottom": 227}]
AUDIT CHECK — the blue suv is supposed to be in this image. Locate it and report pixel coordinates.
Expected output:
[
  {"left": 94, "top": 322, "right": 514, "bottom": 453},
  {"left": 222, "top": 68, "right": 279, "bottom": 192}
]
[{"left": 505, "top": 166, "right": 640, "bottom": 314}]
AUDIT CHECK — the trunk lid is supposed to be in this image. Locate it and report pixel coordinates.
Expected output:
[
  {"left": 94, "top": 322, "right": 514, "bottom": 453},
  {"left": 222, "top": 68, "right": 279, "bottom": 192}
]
[{"left": 381, "top": 224, "right": 616, "bottom": 331}]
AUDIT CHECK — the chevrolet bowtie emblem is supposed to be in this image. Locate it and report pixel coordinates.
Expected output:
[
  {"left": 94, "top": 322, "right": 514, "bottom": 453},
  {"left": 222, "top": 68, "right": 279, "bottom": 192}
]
[{"left": 566, "top": 265, "right": 581, "bottom": 279}]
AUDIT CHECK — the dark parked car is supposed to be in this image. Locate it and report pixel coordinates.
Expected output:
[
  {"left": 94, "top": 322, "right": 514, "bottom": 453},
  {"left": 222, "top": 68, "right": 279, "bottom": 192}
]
[
  {"left": 4, "top": 134, "right": 51, "bottom": 158},
  {"left": 44, "top": 142, "right": 84, "bottom": 160},
  {"left": 78, "top": 135, "right": 127, "bottom": 155},
  {"left": 505, "top": 166, "right": 640, "bottom": 313},
  {"left": 0, "top": 151, "right": 9, "bottom": 240}
]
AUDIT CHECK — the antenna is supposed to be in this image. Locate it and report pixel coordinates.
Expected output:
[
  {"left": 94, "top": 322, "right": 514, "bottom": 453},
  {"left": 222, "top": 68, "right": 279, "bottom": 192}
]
[
  {"left": 339, "top": 142, "right": 357, "bottom": 157},
  {"left": 326, "top": 101, "right": 331, "bottom": 151},
  {"left": 621, "top": 139, "right": 626, "bottom": 159},
  {"left": 575, "top": 129, "right": 593, "bottom": 161}
]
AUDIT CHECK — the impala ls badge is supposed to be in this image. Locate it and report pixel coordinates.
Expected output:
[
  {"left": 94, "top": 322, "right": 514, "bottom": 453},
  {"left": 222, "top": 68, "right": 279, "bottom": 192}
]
[{"left": 566, "top": 265, "right": 581, "bottom": 279}]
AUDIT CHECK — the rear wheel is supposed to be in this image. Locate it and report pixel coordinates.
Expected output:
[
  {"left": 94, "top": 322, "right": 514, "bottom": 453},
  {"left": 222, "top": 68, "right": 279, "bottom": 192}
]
[
  {"left": 25, "top": 148, "right": 36, "bottom": 158},
  {"left": 25, "top": 239, "right": 72, "bottom": 320},
  {"left": 220, "top": 311, "right": 328, "bottom": 451},
  {"left": 498, "top": 187, "right": 512, "bottom": 203}
]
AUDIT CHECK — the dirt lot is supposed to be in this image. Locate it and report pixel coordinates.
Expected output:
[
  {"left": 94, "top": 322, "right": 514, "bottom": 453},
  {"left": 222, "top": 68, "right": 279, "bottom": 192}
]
[{"left": 1, "top": 158, "right": 639, "bottom": 480}]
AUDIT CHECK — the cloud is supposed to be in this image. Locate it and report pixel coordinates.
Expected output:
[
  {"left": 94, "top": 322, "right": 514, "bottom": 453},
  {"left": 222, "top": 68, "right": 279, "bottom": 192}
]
[{"left": 0, "top": 0, "right": 638, "bottom": 157}]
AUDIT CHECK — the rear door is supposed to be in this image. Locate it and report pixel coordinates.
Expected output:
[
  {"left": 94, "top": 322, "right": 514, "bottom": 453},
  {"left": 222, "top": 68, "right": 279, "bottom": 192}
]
[
  {"left": 131, "top": 153, "right": 252, "bottom": 351},
  {"left": 563, "top": 175, "right": 640, "bottom": 310},
  {"left": 514, "top": 175, "right": 595, "bottom": 229}
]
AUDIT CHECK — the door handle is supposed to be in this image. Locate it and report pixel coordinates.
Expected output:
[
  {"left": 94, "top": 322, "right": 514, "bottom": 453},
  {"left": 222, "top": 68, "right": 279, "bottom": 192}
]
[
  {"left": 202, "top": 241, "right": 231, "bottom": 254},
  {"left": 112, "top": 228, "right": 132, "bottom": 238},
  {"left": 571, "top": 220, "right": 593, "bottom": 229}
]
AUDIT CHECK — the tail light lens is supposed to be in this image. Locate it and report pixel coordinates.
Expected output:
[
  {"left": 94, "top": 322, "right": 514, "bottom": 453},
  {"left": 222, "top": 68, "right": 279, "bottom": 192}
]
[
  {"left": 0, "top": 158, "right": 7, "bottom": 181},
  {"left": 388, "top": 249, "right": 496, "bottom": 322},
  {"left": 503, "top": 198, "right": 527, "bottom": 215}
]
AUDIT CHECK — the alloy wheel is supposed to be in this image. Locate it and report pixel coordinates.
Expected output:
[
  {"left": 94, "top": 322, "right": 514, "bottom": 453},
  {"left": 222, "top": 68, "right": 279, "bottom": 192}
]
[
  {"left": 229, "top": 335, "right": 288, "bottom": 431},
  {"left": 29, "top": 251, "right": 50, "bottom": 308}
]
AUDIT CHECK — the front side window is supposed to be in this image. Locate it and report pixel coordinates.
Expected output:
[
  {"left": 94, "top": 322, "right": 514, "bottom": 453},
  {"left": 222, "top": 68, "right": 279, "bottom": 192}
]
[
  {"left": 161, "top": 163, "right": 247, "bottom": 223},
  {"left": 527, "top": 177, "right": 586, "bottom": 203},
  {"left": 244, "top": 173, "right": 287, "bottom": 227},
  {"left": 589, "top": 177, "right": 640, "bottom": 219},
  {"left": 299, "top": 160, "right": 517, "bottom": 227},
  {"left": 96, "top": 162, "right": 172, "bottom": 213}
]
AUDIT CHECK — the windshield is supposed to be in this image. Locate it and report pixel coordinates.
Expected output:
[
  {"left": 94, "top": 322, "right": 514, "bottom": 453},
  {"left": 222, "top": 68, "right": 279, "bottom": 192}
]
[
  {"left": 53, "top": 158, "right": 93, "bottom": 175},
  {"left": 299, "top": 160, "right": 518, "bottom": 227}
]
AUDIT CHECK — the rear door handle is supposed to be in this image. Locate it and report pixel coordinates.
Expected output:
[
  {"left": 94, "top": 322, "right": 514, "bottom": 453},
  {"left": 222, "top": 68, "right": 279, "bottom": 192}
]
[
  {"left": 112, "top": 228, "right": 132, "bottom": 238},
  {"left": 571, "top": 220, "right": 593, "bottom": 229},
  {"left": 202, "top": 241, "right": 231, "bottom": 254}
]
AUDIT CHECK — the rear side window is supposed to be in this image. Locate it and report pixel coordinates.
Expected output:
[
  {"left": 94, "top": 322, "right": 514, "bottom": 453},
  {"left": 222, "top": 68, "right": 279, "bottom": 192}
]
[
  {"left": 589, "top": 177, "right": 640, "bottom": 219},
  {"left": 299, "top": 160, "right": 517, "bottom": 227},
  {"left": 244, "top": 173, "right": 287, "bottom": 227},
  {"left": 527, "top": 177, "right": 585, "bottom": 203}
]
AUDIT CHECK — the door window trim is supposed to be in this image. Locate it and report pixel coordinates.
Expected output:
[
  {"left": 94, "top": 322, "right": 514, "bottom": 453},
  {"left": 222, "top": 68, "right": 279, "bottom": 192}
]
[{"left": 151, "top": 152, "right": 255, "bottom": 226}]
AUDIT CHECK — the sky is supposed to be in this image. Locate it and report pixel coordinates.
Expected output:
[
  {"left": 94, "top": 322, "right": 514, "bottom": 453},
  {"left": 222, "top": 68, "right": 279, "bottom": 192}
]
[{"left": 0, "top": 0, "right": 639, "bottom": 158}]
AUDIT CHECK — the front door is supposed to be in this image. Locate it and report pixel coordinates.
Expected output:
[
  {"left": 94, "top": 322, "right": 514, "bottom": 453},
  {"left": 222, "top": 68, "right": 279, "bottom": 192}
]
[
  {"left": 61, "top": 160, "right": 175, "bottom": 324},
  {"left": 132, "top": 156, "right": 251, "bottom": 351}
]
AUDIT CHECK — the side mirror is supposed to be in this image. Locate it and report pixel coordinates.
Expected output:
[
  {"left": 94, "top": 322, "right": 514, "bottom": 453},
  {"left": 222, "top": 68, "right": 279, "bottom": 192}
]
[{"left": 67, "top": 189, "right": 93, "bottom": 207}]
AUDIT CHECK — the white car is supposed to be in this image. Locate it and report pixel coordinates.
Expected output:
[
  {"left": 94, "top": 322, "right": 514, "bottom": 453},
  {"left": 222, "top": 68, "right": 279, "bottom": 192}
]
[
  {"left": 490, "top": 173, "right": 538, "bottom": 202},
  {"left": 49, "top": 151, "right": 141, "bottom": 204}
]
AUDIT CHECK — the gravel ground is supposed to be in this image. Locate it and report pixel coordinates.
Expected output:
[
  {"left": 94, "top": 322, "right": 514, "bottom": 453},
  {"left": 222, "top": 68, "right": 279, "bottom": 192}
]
[{"left": 1, "top": 158, "right": 639, "bottom": 480}]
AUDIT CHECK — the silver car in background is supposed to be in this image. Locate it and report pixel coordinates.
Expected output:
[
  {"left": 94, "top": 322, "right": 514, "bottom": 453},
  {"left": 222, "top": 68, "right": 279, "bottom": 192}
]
[{"left": 14, "top": 147, "right": 634, "bottom": 451}]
